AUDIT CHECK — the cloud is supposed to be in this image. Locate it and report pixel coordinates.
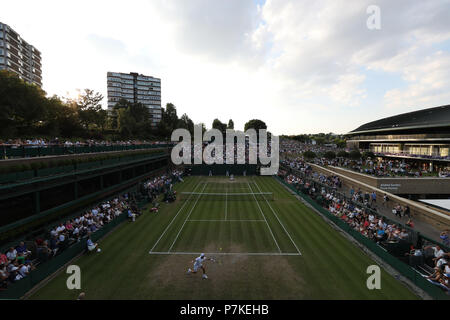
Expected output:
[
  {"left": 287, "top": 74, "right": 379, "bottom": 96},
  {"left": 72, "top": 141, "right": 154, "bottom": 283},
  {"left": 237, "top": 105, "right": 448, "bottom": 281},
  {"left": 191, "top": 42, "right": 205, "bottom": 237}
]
[
  {"left": 383, "top": 50, "right": 450, "bottom": 111},
  {"left": 155, "top": 0, "right": 264, "bottom": 63},
  {"left": 85, "top": 34, "right": 127, "bottom": 57},
  {"left": 2, "top": 0, "right": 450, "bottom": 135}
]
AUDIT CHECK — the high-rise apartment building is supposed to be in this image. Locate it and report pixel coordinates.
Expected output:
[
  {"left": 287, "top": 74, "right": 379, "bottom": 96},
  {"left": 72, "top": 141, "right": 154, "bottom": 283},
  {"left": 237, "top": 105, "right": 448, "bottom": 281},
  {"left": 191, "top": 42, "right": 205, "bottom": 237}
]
[
  {"left": 0, "top": 22, "right": 42, "bottom": 87},
  {"left": 107, "top": 72, "right": 162, "bottom": 126}
]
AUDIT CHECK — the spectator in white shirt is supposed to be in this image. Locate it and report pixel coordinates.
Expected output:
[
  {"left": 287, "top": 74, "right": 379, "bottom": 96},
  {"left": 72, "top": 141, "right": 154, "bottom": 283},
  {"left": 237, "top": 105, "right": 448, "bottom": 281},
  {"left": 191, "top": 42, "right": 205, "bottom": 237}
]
[{"left": 6, "top": 247, "right": 17, "bottom": 261}]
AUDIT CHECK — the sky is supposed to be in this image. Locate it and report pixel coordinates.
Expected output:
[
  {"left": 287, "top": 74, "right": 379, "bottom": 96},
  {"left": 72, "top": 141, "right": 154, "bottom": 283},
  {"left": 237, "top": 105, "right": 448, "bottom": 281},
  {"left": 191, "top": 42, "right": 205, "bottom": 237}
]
[{"left": 2, "top": 0, "right": 450, "bottom": 135}]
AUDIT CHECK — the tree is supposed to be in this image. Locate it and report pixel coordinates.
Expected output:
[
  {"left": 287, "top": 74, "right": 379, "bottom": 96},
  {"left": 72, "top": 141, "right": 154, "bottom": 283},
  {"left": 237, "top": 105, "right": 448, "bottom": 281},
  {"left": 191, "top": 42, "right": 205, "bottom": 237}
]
[
  {"left": 349, "top": 150, "right": 362, "bottom": 160},
  {"left": 155, "top": 103, "right": 180, "bottom": 139},
  {"left": 337, "top": 151, "right": 349, "bottom": 158},
  {"left": 314, "top": 136, "right": 326, "bottom": 145},
  {"left": 40, "top": 95, "right": 83, "bottom": 137},
  {"left": 117, "top": 108, "right": 136, "bottom": 138},
  {"left": 303, "top": 151, "right": 316, "bottom": 160},
  {"left": 111, "top": 99, "right": 152, "bottom": 139},
  {"left": 163, "top": 103, "right": 179, "bottom": 130},
  {"left": 244, "top": 119, "right": 267, "bottom": 142},
  {"left": 0, "top": 70, "right": 47, "bottom": 137},
  {"left": 363, "top": 151, "right": 375, "bottom": 160},
  {"left": 227, "top": 119, "right": 234, "bottom": 130},
  {"left": 178, "top": 113, "right": 194, "bottom": 135},
  {"left": 197, "top": 123, "right": 207, "bottom": 135},
  {"left": 323, "top": 151, "right": 336, "bottom": 160},
  {"left": 73, "top": 89, "right": 104, "bottom": 130},
  {"left": 212, "top": 119, "right": 227, "bottom": 135}
]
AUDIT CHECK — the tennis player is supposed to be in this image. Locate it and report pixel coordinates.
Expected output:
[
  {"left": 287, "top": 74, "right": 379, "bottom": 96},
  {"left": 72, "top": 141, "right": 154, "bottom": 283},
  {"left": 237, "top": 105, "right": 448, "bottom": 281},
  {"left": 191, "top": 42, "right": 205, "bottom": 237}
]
[{"left": 187, "top": 253, "right": 209, "bottom": 279}]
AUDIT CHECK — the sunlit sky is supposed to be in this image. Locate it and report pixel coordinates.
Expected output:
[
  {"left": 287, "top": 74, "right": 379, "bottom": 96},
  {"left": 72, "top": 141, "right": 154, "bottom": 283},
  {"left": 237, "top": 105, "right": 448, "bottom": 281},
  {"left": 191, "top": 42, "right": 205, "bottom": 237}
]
[{"left": 2, "top": 0, "right": 450, "bottom": 135}]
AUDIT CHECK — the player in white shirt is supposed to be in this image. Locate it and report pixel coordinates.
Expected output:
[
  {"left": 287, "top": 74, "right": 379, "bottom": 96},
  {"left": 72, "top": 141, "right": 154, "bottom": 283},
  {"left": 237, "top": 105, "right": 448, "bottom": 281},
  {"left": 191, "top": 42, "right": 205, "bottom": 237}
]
[{"left": 186, "top": 253, "right": 210, "bottom": 279}]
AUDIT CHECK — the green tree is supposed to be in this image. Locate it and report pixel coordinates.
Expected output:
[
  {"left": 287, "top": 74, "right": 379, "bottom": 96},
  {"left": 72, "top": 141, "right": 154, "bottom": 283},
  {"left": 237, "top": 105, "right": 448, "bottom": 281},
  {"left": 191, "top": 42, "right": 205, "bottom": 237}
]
[
  {"left": 362, "top": 151, "right": 376, "bottom": 159},
  {"left": 303, "top": 151, "right": 316, "bottom": 160},
  {"left": 244, "top": 119, "right": 267, "bottom": 132},
  {"left": 323, "top": 151, "right": 336, "bottom": 160},
  {"left": 117, "top": 108, "right": 136, "bottom": 138},
  {"left": 349, "top": 150, "right": 362, "bottom": 160},
  {"left": 40, "top": 95, "right": 83, "bottom": 137},
  {"left": 212, "top": 119, "right": 227, "bottom": 134},
  {"left": 156, "top": 103, "right": 180, "bottom": 139},
  {"left": 227, "top": 119, "right": 234, "bottom": 130},
  {"left": 337, "top": 150, "right": 349, "bottom": 158},
  {"left": 178, "top": 113, "right": 194, "bottom": 135},
  {"left": 72, "top": 89, "right": 104, "bottom": 130},
  {"left": 0, "top": 70, "right": 47, "bottom": 137}
]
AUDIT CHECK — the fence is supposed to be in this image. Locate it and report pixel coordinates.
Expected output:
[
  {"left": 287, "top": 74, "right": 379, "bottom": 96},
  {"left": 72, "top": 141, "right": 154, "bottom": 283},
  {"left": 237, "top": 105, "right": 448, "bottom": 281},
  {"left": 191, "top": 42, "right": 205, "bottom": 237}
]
[
  {"left": 0, "top": 164, "right": 168, "bottom": 244},
  {"left": 0, "top": 213, "right": 128, "bottom": 300},
  {"left": 0, "top": 143, "right": 173, "bottom": 159},
  {"left": 0, "top": 150, "right": 168, "bottom": 185},
  {"left": 276, "top": 174, "right": 450, "bottom": 300},
  {"left": 187, "top": 164, "right": 257, "bottom": 175}
]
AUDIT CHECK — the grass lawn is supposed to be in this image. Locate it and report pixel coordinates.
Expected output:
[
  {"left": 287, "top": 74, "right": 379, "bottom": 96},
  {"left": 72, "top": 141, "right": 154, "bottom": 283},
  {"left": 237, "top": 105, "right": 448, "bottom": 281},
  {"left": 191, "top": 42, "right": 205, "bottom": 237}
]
[{"left": 30, "top": 175, "right": 418, "bottom": 300}]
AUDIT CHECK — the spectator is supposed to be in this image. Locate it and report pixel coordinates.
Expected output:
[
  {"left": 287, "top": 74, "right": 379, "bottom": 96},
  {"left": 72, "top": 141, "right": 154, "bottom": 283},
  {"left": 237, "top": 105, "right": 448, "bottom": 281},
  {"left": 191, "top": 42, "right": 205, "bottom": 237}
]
[
  {"left": 404, "top": 206, "right": 411, "bottom": 219},
  {"left": 86, "top": 236, "right": 100, "bottom": 253},
  {"left": 425, "top": 245, "right": 445, "bottom": 266},
  {"left": 440, "top": 231, "right": 450, "bottom": 247},
  {"left": 16, "top": 242, "right": 31, "bottom": 258},
  {"left": 6, "top": 247, "right": 17, "bottom": 261}
]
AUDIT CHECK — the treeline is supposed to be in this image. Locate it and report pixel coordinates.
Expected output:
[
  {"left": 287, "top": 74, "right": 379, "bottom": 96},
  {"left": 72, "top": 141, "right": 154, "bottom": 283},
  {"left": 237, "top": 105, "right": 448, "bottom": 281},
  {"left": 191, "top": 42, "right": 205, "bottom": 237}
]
[
  {"left": 282, "top": 133, "right": 346, "bottom": 148},
  {"left": 0, "top": 71, "right": 195, "bottom": 140},
  {"left": 302, "top": 150, "right": 375, "bottom": 160},
  {"left": 0, "top": 70, "right": 271, "bottom": 141}
]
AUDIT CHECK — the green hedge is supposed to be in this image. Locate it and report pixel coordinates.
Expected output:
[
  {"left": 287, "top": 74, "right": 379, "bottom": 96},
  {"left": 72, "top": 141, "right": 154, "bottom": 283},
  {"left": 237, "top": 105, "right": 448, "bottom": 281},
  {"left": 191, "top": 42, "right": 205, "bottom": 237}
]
[{"left": 0, "top": 148, "right": 168, "bottom": 184}]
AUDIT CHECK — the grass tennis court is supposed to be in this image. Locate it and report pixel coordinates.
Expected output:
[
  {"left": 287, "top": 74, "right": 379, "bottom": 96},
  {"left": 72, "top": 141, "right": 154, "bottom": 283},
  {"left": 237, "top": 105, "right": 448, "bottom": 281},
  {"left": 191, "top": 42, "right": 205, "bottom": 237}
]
[{"left": 30, "top": 176, "right": 418, "bottom": 300}]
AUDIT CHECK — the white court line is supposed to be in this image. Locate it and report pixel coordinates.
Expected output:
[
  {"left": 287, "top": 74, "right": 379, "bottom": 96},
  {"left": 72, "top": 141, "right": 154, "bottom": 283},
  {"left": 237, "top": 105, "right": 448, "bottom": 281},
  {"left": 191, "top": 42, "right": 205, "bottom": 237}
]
[
  {"left": 254, "top": 179, "right": 302, "bottom": 256},
  {"left": 225, "top": 188, "right": 227, "bottom": 221},
  {"left": 149, "top": 179, "right": 201, "bottom": 253},
  {"left": 149, "top": 251, "right": 301, "bottom": 256},
  {"left": 247, "top": 182, "right": 281, "bottom": 253},
  {"left": 187, "top": 220, "right": 265, "bottom": 222},
  {"left": 167, "top": 183, "right": 208, "bottom": 252}
]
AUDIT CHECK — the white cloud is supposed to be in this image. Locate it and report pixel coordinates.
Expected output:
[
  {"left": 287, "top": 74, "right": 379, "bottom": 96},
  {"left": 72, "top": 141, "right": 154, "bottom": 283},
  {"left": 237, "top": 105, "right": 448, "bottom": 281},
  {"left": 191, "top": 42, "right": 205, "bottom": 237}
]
[
  {"left": 1, "top": 0, "right": 449, "bottom": 134},
  {"left": 384, "top": 51, "right": 450, "bottom": 111}
]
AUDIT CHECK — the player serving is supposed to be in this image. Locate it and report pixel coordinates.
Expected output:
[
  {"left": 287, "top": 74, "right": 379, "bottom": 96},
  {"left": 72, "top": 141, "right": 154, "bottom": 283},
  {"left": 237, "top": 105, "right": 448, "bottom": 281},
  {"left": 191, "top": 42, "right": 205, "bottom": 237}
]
[{"left": 186, "top": 253, "right": 213, "bottom": 279}]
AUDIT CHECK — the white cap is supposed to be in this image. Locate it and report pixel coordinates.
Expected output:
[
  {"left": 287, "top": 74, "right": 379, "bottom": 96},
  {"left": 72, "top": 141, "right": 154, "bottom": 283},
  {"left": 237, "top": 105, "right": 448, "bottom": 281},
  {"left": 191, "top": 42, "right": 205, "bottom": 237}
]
[{"left": 200, "top": 253, "right": 205, "bottom": 257}]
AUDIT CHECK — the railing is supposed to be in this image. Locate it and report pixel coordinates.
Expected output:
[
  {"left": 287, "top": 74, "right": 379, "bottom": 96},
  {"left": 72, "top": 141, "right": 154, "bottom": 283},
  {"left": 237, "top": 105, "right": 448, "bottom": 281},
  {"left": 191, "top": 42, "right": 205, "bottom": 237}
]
[
  {"left": 0, "top": 150, "right": 168, "bottom": 185},
  {"left": 0, "top": 143, "right": 173, "bottom": 160},
  {"left": 348, "top": 133, "right": 450, "bottom": 141}
]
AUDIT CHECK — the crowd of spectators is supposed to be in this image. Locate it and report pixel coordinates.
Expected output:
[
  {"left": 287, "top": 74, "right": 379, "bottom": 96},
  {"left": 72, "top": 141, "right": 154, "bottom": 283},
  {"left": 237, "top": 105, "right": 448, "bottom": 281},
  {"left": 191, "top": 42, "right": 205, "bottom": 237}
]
[
  {"left": 140, "top": 170, "right": 184, "bottom": 211},
  {"left": 0, "top": 169, "right": 183, "bottom": 290},
  {"left": 280, "top": 158, "right": 449, "bottom": 292},
  {"left": 325, "top": 157, "right": 449, "bottom": 178},
  {"left": 375, "top": 151, "right": 450, "bottom": 161},
  {"left": 0, "top": 192, "right": 139, "bottom": 289},
  {"left": 0, "top": 138, "right": 170, "bottom": 148},
  {"left": 280, "top": 138, "right": 450, "bottom": 178},
  {"left": 280, "top": 139, "right": 343, "bottom": 156},
  {"left": 189, "top": 139, "right": 273, "bottom": 164}
]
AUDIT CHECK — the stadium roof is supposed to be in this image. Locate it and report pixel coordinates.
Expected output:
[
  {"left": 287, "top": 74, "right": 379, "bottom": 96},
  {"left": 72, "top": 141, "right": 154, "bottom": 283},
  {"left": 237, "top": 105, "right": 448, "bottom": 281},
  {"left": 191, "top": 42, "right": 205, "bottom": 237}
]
[
  {"left": 348, "top": 105, "right": 450, "bottom": 135},
  {"left": 419, "top": 199, "right": 450, "bottom": 212}
]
